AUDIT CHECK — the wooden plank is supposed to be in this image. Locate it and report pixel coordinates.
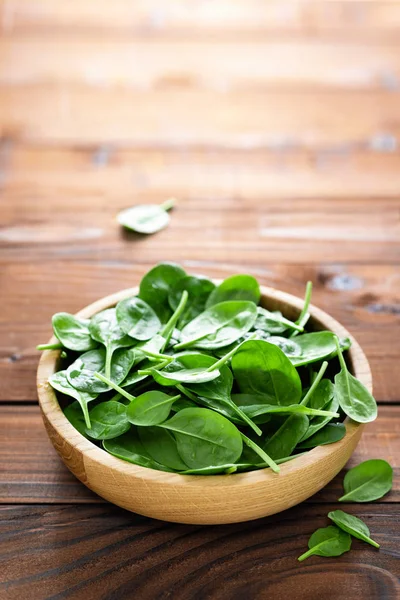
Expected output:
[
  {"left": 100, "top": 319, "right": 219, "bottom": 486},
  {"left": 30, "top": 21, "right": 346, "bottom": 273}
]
[
  {"left": 1, "top": 87, "right": 400, "bottom": 149},
  {"left": 0, "top": 406, "right": 398, "bottom": 503},
  {"left": 0, "top": 261, "right": 399, "bottom": 402},
  {"left": 2, "top": 37, "right": 400, "bottom": 92},
  {"left": 3, "top": 146, "right": 400, "bottom": 200},
  {"left": 3, "top": 0, "right": 400, "bottom": 41},
  {"left": 1, "top": 502, "right": 399, "bottom": 599}
]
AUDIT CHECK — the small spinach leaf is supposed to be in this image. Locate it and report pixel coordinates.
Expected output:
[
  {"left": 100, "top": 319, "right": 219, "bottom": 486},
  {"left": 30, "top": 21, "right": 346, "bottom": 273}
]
[
  {"left": 143, "top": 353, "right": 221, "bottom": 385},
  {"left": 49, "top": 370, "right": 97, "bottom": 428},
  {"left": 328, "top": 510, "right": 380, "bottom": 548},
  {"left": 206, "top": 274, "right": 260, "bottom": 307},
  {"left": 67, "top": 347, "right": 134, "bottom": 394},
  {"left": 138, "top": 426, "right": 188, "bottom": 470},
  {"left": 89, "top": 308, "right": 133, "bottom": 379},
  {"left": 297, "top": 423, "right": 346, "bottom": 449},
  {"left": 116, "top": 297, "right": 161, "bottom": 341},
  {"left": 263, "top": 414, "right": 309, "bottom": 459},
  {"left": 85, "top": 401, "right": 130, "bottom": 440},
  {"left": 138, "top": 262, "right": 186, "bottom": 322},
  {"left": 51, "top": 312, "right": 97, "bottom": 351},
  {"left": 254, "top": 307, "right": 303, "bottom": 335},
  {"left": 117, "top": 198, "right": 175, "bottom": 234},
  {"left": 169, "top": 275, "right": 216, "bottom": 327},
  {"left": 289, "top": 332, "right": 338, "bottom": 367},
  {"left": 297, "top": 525, "right": 351, "bottom": 561},
  {"left": 126, "top": 391, "right": 180, "bottom": 426},
  {"left": 103, "top": 430, "right": 173, "bottom": 471},
  {"left": 339, "top": 459, "right": 393, "bottom": 502}
]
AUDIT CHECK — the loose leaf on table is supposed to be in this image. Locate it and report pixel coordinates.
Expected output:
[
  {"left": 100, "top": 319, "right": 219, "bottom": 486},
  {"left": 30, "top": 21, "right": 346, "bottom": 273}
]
[
  {"left": 138, "top": 426, "right": 188, "bottom": 470},
  {"left": 339, "top": 459, "right": 393, "bottom": 502},
  {"left": 168, "top": 275, "right": 216, "bottom": 328},
  {"left": 297, "top": 423, "right": 346, "bottom": 449},
  {"left": 232, "top": 340, "right": 302, "bottom": 406},
  {"left": 289, "top": 332, "right": 338, "bottom": 367},
  {"left": 117, "top": 198, "right": 175, "bottom": 234},
  {"left": 174, "top": 301, "right": 257, "bottom": 351},
  {"left": 138, "top": 262, "right": 187, "bottom": 322},
  {"left": 85, "top": 401, "right": 131, "bottom": 440},
  {"left": 254, "top": 307, "right": 303, "bottom": 335},
  {"left": 334, "top": 337, "right": 378, "bottom": 424},
  {"left": 64, "top": 401, "right": 90, "bottom": 437},
  {"left": 299, "top": 396, "right": 340, "bottom": 442},
  {"left": 142, "top": 353, "right": 221, "bottom": 385},
  {"left": 126, "top": 391, "right": 180, "bottom": 426},
  {"left": 116, "top": 297, "right": 161, "bottom": 341},
  {"left": 89, "top": 308, "right": 133, "bottom": 379},
  {"left": 328, "top": 510, "right": 380, "bottom": 548},
  {"left": 49, "top": 370, "right": 97, "bottom": 428},
  {"left": 103, "top": 430, "right": 173, "bottom": 471},
  {"left": 158, "top": 408, "right": 243, "bottom": 469},
  {"left": 48, "top": 313, "right": 97, "bottom": 352},
  {"left": 263, "top": 414, "right": 309, "bottom": 459},
  {"left": 206, "top": 274, "right": 261, "bottom": 307},
  {"left": 298, "top": 525, "right": 352, "bottom": 562},
  {"left": 67, "top": 347, "right": 134, "bottom": 394}
]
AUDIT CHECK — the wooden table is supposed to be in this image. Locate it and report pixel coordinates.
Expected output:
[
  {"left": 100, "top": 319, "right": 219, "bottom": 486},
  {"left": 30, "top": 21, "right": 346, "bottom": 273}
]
[{"left": 1, "top": 2, "right": 399, "bottom": 598}]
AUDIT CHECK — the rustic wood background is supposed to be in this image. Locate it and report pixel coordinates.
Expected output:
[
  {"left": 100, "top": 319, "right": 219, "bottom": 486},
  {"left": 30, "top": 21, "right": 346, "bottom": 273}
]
[{"left": 0, "top": 1, "right": 399, "bottom": 598}]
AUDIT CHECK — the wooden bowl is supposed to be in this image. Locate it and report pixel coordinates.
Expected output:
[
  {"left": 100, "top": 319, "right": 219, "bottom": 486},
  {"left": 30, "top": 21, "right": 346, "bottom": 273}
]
[{"left": 37, "top": 285, "right": 372, "bottom": 525}]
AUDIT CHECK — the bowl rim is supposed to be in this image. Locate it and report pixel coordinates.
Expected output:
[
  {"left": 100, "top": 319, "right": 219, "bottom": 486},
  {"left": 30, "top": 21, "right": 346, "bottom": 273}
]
[{"left": 37, "top": 283, "right": 372, "bottom": 486}]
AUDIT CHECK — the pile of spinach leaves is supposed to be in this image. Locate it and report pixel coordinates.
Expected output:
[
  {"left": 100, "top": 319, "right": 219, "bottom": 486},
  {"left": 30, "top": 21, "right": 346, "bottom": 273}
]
[{"left": 38, "top": 262, "right": 379, "bottom": 476}]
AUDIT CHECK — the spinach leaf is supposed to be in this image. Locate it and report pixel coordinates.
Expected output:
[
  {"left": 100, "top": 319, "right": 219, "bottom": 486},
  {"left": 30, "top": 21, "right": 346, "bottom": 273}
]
[
  {"left": 142, "top": 353, "right": 221, "bottom": 385},
  {"left": 103, "top": 430, "right": 173, "bottom": 471},
  {"left": 206, "top": 274, "right": 260, "bottom": 307},
  {"left": 85, "top": 401, "right": 131, "bottom": 440},
  {"left": 297, "top": 525, "right": 351, "bottom": 561},
  {"left": 266, "top": 336, "right": 302, "bottom": 358},
  {"left": 117, "top": 198, "right": 175, "bottom": 234},
  {"left": 304, "top": 379, "right": 334, "bottom": 411},
  {"left": 116, "top": 297, "right": 161, "bottom": 341},
  {"left": 89, "top": 308, "right": 133, "bottom": 379},
  {"left": 236, "top": 400, "right": 338, "bottom": 420},
  {"left": 334, "top": 337, "right": 378, "bottom": 424},
  {"left": 49, "top": 370, "right": 97, "bottom": 428},
  {"left": 263, "top": 414, "right": 309, "bottom": 459},
  {"left": 289, "top": 332, "right": 338, "bottom": 367},
  {"left": 300, "top": 361, "right": 328, "bottom": 407},
  {"left": 138, "top": 262, "right": 186, "bottom": 322},
  {"left": 138, "top": 426, "right": 188, "bottom": 470},
  {"left": 240, "top": 432, "right": 280, "bottom": 473},
  {"left": 231, "top": 340, "right": 302, "bottom": 406},
  {"left": 339, "top": 459, "right": 393, "bottom": 502},
  {"left": 169, "top": 275, "right": 216, "bottom": 327},
  {"left": 64, "top": 401, "right": 89, "bottom": 437},
  {"left": 51, "top": 312, "right": 97, "bottom": 351},
  {"left": 126, "top": 391, "right": 180, "bottom": 426},
  {"left": 328, "top": 510, "right": 380, "bottom": 548},
  {"left": 254, "top": 307, "right": 303, "bottom": 335},
  {"left": 299, "top": 396, "right": 339, "bottom": 442},
  {"left": 67, "top": 347, "right": 134, "bottom": 394},
  {"left": 158, "top": 408, "right": 243, "bottom": 469},
  {"left": 297, "top": 423, "right": 346, "bottom": 449},
  {"left": 174, "top": 301, "right": 257, "bottom": 350}
]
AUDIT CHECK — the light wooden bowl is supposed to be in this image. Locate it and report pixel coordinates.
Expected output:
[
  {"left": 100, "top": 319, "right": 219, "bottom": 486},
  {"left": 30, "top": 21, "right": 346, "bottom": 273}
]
[{"left": 37, "top": 285, "right": 372, "bottom": 525}]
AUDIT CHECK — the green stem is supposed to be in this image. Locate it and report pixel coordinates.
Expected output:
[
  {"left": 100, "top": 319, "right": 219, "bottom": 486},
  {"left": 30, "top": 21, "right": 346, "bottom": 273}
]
[
  {"left": 240, "top": 433, "right": 280, "bottom": 473},
  {"left": 95, "top": 372, "right": 136, "bottom": 403},
  {"left": 160, "top": 290, "right": 189, "bottom": 349},
  {"left": 160, "top": 197, "right": 176, "bottom": 212},
  {"left": 176, "top": 384, "right": 199, "bottom": 403},
  {"left": 334, "top": 336, "right": 348, "bottom": 372},
  {"left": 141, "top": 349, "right": 174, "bottom": 362},
  {"left": 206, "top": 345, "right": 240, "bottom": 372},
  {"left": 37, "top": 342, "right": 63, "bottom": 351},
  {"left": 300, "top": 361, "right": 329, "bottom": 406},
  {"left": 297, "top": 547, "right": 315, "bottom": 562},
  {"left": 291, "top": 281, "right": 312, "bottom": 338},
  {"left": 105, "top": 347, "right": 113, "bottom": 380}
]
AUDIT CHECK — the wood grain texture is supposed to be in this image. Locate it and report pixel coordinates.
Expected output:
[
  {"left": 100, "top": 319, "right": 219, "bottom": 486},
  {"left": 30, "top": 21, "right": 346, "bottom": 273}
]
[
  {"left": 1, "top": 503, "right": 399, "bottom": 600},
  {"left": 1, "top": 405, "right": 398, "bottom": 505}
]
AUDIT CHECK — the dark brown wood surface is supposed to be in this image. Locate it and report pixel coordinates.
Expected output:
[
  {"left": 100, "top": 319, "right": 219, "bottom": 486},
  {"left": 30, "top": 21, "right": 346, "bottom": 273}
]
[{"left": 0, "top": 1, "right": 399, "bottom": 598}]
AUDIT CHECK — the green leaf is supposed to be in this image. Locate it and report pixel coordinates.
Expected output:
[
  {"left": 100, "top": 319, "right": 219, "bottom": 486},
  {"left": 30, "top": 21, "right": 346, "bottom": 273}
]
[
  {"left": 126, "top": 391, "right": 180, "bottom": 426},
  {"left": 289, "top": 332, "right": 338, "bottom": 367},
  {"left": 339, "top": 459, "right": 393, "bottom": 502},
  {"left": 49, "top": 370, "right": 97, "bottom": 428},
  {"left": 103, "top": 429, "right": 173, "bottom": 471},
  {"left": 231, "top": 340, "right": 302, "bottom": 406},
  {"left": 64, "top": 401, "right": 90, "bottom": 437},
  {"left": 116, "top": 296, "right": 161, "bottom": 341},
  {"left": 138, "top": 426, "right": 188, "bottom": 470},
  {"left": 174, "top": 301, "right": 257, "bottom": 350},
  {"left": 89, "top": 308, "right": 133, "bottom": 378},
  {"left": 328, "top": 510, "right": 380, "bottom": 548},
  {"left": 117, "top": 199, "right": 174, "bottom": 234},
  {"left": 254, "top": 307, "right": 303, "bottom": 335},
  {"left": 138, "top": 262, "right": 187, "bottom": 322},
  {"left": 85, "top": 401, "right": 131, "bottom": 440},
  {"left": 51, "top": 312, "right": 97, "bottom": 351},
  {"left": 159, "top": 408, "right": 243, "bottom": 469},
  {"left": 66, "top": 347, "right": 134, "bottom": 394},
  {"left": 298, "top": 525, "right": 352, "bottom": 561},
  {"left": 266, "top": 336, "right": 302, "bottom": 357},
  {"left": 297, "top": 423, "right": 346, "bottom": 449},
  {"left": 145, "top": 353, "right": 221, "bottom": 385},
  {"left": 263, "top": 414, "right": 309, "bottom": 459},
  {"left": 299, "top": 396, "right": 339, "bottom": 442},
  {"left": 334, "top": 337, "right": 377, "bottom": 424},
  {"left": 206, "top": 274, "right": 260, "bottom": 307},
  {"left": 168, "top": 275, "right": 216, "bottom": 328}
]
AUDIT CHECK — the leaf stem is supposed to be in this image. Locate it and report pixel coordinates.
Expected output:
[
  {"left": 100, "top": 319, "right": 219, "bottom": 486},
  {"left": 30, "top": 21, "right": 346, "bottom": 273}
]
[
  {"left": 291, "top": 281, "right": 312, "bottom": 338},
  {"left": 300, "top": 361, "right": 328, "bottom": 406},
  {"left": 297, "top": 548, "right": 315, "bottom": 562},
  {"left": 95, "top": 372, "right": 136, "bottom": 403},
  {"left": 240, "top": 433, "right": 280, "bottom": 473},
  {"left": 37, "top": 342, "right": 63, "bottom": 351},
  {"left": 334, "top": 336, "right": 348, "bottom": 372},
  {"left": 141, "top": 349, "right": 174, "bottom": 362},
  {"left": 206, "top": 345, "right": 240, "bottom": 372},
  {"left": 105, "top": 347, "right": 113, "bottom": 380},
  {"left": 160, "top": 290, "right": 189, "bottom": 348}
]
